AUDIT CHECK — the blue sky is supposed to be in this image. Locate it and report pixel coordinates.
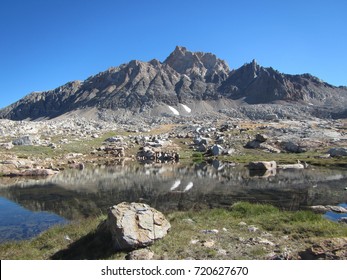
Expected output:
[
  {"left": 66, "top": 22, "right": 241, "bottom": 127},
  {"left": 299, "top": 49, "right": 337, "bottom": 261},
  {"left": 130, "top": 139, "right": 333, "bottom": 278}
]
[{"left": 1, "top": 0, "right": 346, "bottom": 109}]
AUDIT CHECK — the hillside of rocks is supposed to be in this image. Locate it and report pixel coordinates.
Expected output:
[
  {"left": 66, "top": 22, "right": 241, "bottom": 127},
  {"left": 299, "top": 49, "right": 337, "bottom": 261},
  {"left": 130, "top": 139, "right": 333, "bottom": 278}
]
[{"left": 1, "top": 46, "right": 347, "bottom": 120}]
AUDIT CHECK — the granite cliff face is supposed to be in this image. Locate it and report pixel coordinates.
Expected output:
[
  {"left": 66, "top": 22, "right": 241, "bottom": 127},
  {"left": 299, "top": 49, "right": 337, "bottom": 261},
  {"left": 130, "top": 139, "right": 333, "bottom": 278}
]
[{"left": 1, "top": 46, "right": 346, "bottom": 120}]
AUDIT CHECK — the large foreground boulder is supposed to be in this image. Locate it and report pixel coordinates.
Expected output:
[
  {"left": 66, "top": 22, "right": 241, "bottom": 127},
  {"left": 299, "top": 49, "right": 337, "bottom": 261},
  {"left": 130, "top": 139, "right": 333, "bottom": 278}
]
[{"left": 106, "top": 202, "right": 171, "bottom": 250}]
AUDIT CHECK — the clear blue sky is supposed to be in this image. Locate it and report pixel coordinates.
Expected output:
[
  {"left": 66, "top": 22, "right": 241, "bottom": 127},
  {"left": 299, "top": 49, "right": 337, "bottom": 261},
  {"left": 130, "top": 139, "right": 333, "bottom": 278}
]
[{"left": 1, "top": 0, "right": 346, "bottom": 109}]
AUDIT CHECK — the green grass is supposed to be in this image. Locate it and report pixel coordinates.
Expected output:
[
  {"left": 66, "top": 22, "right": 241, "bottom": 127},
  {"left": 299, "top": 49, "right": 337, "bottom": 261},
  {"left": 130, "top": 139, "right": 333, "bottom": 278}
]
[
  {"left": 152, "top": 203, "right": 347, "bottom": 259},
  {"left": 229, "top": 202, "right": 347, "bottom": 238},
  {"left": 230, "top": 202, "right": 280, "bottom": 219},
  {"left": 214, "top": 149, "right": 347, "bottom": 167},
  {"left": 11, "top": 145, "right": 56, "bottom": 158},
  {"left": 4, "top": 130, "right": 140, "bottom": 160},
  {"left": 0, "top": 216, "right": 112, "bottom": 260},
  {"left": 1, "top": 202, "right": 346, "bottom": 260}
]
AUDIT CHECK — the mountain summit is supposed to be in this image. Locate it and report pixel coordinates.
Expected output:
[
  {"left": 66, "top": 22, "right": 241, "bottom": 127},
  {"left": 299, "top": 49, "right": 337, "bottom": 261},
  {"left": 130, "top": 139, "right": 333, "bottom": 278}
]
[
  {"left": 1, "top": 46, "right": 346, "bottom": 120},
  {"left": 164, "top": 46, "right": 229, "bottom": 82}
]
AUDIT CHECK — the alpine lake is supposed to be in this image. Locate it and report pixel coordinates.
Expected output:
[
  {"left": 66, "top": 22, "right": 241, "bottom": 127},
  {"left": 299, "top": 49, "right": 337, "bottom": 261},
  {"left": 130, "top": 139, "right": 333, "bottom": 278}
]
[{"left": 1, "top": 160, "right": 347, "bottom": 243}]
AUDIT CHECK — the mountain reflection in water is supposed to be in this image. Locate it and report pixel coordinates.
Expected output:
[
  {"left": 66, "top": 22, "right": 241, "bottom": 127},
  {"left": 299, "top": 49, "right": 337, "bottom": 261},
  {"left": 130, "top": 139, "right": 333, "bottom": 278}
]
[
  {"left": 0, "top": 196, "right": 67, "bottom": 243},
  {"left": 0, "top": 161, "right": 346, "bottom": 223}
]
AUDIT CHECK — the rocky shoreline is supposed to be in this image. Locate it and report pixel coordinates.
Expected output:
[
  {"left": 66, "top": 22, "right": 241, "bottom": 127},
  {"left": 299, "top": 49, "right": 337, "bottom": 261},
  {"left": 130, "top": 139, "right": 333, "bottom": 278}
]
[{"left": 0, "top": 116, "right": 346, "bottom": 177}]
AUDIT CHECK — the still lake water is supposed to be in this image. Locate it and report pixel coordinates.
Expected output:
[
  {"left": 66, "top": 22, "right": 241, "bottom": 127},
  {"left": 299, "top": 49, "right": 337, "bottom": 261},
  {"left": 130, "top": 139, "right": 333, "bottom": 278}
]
[
  {"left": 0, "top": 197, "right": 67, "bottom": 243},
  {"left": 0, "top": 161, "right": 346, "bottom": 243}
]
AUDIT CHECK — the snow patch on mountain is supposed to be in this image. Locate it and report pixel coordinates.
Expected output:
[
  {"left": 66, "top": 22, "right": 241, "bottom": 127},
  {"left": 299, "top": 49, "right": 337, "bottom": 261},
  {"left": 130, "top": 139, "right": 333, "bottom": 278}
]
[{"left": 167, "top": 105, "right": 180, "bottom": 115}]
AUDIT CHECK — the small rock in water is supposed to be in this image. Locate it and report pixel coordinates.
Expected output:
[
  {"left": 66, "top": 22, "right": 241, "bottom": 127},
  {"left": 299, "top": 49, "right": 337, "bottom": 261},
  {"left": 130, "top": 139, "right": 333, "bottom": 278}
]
[
  {"left": 327, "top": 205, "right": 347, "bottom": 213},
  {"left": 310, "top": 205, "right": 329, "bottom": 213}
]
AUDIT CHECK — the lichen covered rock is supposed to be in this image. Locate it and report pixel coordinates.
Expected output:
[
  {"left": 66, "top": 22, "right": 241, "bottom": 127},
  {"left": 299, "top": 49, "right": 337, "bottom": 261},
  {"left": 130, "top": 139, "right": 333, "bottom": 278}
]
[{"left": 107, "top": 202, "right": 171, "bottom": 250}]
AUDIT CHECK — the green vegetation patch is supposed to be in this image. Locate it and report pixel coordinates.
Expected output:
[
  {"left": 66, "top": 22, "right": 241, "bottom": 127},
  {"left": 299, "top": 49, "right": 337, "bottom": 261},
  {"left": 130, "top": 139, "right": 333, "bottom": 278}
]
[
  {"left": 11, "top": 145, "right": 56, "bottom": 158},
  {"left": 217, "top": 150, "right": 347, "bottom": 167},
  {"left": 1, "top": 202, "right": 346, "bottom": 260}
]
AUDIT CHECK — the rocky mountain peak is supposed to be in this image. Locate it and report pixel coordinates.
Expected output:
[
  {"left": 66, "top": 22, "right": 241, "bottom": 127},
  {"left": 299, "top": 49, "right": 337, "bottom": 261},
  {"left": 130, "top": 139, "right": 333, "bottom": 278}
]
[
  {"left": 148, "top": 59, "right": 161, "bottom": 67},
  {"left": 164, "top": 46, "right": 230, "bottom": 80},
  {"left": 127, "top": 59, "right": 146, "bottom": 69},
  {"left": 171, "top": 45, "right": 188, "bottom": 56},
  {"left": 225, "top": 59, "right": 264, "bottom": 89},
  {"left": 251, "top": 59, "right": 258, "bottom": 71},
  {"left": 1, "top": 46, "right": 346, "bottom": 121}
]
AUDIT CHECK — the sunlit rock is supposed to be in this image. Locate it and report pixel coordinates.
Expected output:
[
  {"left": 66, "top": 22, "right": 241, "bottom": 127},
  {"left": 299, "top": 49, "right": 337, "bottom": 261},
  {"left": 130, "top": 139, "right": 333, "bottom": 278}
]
[{"left": 106, "top": 202, "right": 171, "bottom": 250}]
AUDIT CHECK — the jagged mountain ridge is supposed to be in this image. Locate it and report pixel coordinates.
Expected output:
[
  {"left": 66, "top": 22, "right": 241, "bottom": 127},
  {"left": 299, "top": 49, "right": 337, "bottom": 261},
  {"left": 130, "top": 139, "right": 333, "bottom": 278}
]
[
  {"left": 1, "top": 46, "right": 346, "bottom": 120},
  {"left": 221, "top": 59, "right": 345, "bottom": 104}
]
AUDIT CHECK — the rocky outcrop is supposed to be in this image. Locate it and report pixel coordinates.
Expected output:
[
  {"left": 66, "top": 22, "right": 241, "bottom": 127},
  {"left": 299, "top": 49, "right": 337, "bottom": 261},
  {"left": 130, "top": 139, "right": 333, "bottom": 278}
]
[
  {"left": 328, "top": 147, "right": 347, "bottom": 157},
  {"left": 137, "top": 146, "right": 179, "bottom": 162},
  {"left": 0, "top": 142, "right": 14, "bottom": 150},
  {"left": 126, "top": 248, "right": 154, "bottom": 260},
  {"left": 277, "top": 163, "right": 305, "bottom": 169},
  {"left": 210, "top": 144, "right": 224, "bottom": 156},
  {"left": 97, "top": 146, "right": 125, "bottom": 157},
  {"left": 310, "top": 205, "right": 347, "bottom": 213},
  {"left": 12, "top": 136, "right": 36, "bottom": 146},
  {"left": 0, "top": 165, "right": 59, "bottom": 177},
  {"left": 280, "top": 141, "right": 306, "bottom": 153},
  {"left": 106, "top": 202, "right": 171, "bottom": 250},
  {"left": 164, "top": 46, "right": 229, "bottom": 83},
  {"left": 1, "top": 47, "right": 346, "bottom": 120},
  {"left": 244, "top": 134, "right": 280, "bottom": 153},
  {"left": 299, "top": 238, "right": 347, "bottom": 260},
  {"left": 0, "top": 158, "right": 50, "bottom": 177},
  {"left": 248, "top": 161, "right": 277, "bottom": 170},
  {"left": 19, "top": 169, "right": 59, "bottom": 176}
]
